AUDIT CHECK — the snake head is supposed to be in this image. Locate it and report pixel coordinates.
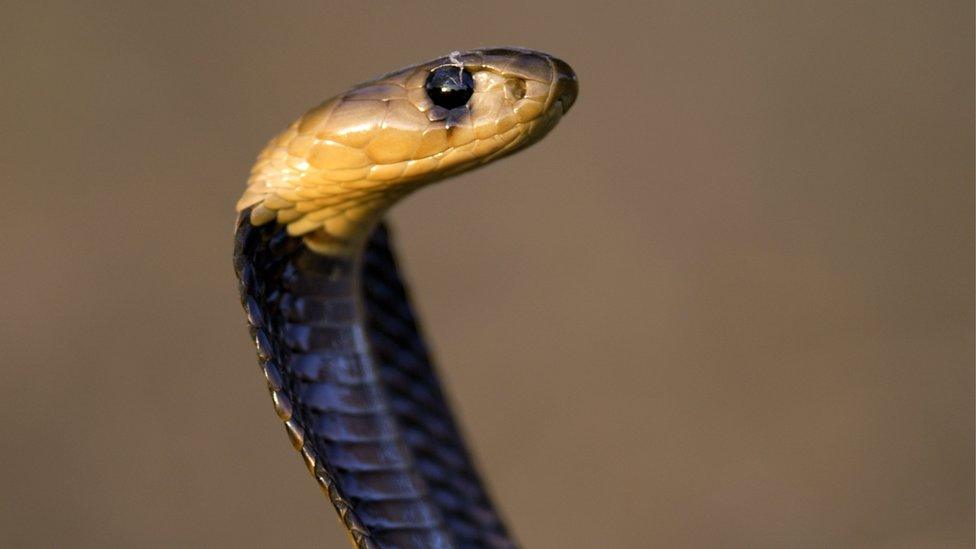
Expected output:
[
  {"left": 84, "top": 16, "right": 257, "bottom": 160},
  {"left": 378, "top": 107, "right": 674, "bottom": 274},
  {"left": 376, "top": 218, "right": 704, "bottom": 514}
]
[{"left": 238, "top": 47, "right": 578, "bottom": 254}]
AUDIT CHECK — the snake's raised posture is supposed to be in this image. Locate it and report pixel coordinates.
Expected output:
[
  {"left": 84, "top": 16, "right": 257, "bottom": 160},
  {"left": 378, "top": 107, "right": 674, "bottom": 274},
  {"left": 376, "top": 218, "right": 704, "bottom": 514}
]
[{"left": 233, "top": 48, "right": 577, "bottom": 548}]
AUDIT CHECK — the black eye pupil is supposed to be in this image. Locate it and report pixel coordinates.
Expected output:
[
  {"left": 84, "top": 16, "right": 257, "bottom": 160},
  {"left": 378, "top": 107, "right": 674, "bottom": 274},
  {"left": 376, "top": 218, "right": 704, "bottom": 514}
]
[{"left": 425, "top": 66, "right": 474, "bottom": 109}]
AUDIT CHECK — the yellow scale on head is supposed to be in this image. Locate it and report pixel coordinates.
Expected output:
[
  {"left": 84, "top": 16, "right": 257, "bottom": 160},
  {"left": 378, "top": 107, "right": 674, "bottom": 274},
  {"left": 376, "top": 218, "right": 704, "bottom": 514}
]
[{"left": 237, "top": 48, "right": 578, "bottom": 255}]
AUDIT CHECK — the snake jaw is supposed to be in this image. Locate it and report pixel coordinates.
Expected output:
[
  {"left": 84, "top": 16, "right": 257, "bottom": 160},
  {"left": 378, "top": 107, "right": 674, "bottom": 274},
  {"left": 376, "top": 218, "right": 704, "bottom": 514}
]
[{"left": 237, "top": 48, "right": 577, "bottom": 255}]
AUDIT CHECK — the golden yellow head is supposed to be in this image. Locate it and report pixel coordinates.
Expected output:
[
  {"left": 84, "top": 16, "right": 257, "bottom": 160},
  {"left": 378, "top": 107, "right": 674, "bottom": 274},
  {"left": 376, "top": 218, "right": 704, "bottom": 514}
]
[{"left": 237, "top": 47, "right": 578, "bottom": 254}]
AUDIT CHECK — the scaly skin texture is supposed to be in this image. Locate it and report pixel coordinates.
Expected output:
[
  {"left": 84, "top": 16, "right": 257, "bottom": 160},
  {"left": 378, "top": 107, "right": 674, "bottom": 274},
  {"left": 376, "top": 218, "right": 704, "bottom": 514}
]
[
  {"left": 237, "top": 47, "right": 577, "bottom": 254},
  {"left": 234, "top": 48, "right": 577, "bottom": 548}
]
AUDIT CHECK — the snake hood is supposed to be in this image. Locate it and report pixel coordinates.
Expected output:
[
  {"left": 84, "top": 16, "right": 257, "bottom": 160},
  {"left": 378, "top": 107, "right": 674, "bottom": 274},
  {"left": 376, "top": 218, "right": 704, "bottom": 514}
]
[{"left": 237, "top": 47, "right": 578, "bottom": 254}]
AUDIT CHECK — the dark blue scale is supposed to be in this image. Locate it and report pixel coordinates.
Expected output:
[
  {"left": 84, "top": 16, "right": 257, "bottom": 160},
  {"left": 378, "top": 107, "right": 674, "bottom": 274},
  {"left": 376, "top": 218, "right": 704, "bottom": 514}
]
[{"left": 234, "top": 211, "right": 515, "bottom": 548}]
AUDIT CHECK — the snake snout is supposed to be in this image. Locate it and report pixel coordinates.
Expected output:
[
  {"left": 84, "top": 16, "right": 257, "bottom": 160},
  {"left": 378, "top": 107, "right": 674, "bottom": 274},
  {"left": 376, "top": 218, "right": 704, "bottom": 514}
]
[{"left": 548, "top": 56, "right": 578, "bottom": 114}]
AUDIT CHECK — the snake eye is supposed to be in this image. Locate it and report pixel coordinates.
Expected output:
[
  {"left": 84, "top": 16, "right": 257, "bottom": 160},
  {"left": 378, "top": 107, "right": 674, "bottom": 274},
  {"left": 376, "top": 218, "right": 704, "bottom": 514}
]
[{"left": 425, "top": 66, "right": 474, "bottom": 109}]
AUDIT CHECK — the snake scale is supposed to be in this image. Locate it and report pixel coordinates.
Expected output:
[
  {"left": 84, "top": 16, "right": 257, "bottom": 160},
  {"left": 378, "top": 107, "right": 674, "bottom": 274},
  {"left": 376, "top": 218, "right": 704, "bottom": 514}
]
[{"left": 233, "top": 48, "right": 577, "bottom": 548}]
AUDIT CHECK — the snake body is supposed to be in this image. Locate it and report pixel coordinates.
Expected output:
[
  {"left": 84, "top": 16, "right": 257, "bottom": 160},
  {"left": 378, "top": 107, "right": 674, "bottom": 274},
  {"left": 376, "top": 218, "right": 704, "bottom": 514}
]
[{"left": 233, "top": 48, "right": 577, "bottom": 548}]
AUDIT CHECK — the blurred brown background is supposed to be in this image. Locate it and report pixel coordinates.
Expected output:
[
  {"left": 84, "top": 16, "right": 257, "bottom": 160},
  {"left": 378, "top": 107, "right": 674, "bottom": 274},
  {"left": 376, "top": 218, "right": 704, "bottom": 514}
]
[{"left": 2, "top": 1, "right": 972, "bottom": 547}]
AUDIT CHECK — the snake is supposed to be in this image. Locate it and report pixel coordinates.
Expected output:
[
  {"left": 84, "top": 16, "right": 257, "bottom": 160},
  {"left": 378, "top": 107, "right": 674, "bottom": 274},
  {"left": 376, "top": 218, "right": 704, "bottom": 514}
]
[{"left": 232, "top": 47, "right": 577, "bottom": 548}]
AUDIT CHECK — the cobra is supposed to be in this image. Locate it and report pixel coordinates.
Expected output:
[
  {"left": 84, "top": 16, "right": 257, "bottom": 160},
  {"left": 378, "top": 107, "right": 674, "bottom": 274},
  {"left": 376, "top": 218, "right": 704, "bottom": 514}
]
[{"left": 234, "top": 47, "right": 578, "bottom": 548}]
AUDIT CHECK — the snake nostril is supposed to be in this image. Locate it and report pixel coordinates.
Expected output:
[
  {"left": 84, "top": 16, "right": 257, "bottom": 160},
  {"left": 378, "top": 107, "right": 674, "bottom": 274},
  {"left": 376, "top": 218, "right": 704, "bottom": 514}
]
[{"left": 505, "top": 78, "right": 527, "bottom": 101}]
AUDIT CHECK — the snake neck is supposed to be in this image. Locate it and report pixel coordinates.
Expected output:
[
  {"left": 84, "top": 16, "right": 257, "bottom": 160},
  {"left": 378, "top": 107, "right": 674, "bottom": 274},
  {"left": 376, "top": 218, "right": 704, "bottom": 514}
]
[{"left": 235, "top": 211, "right": 515, "bottom": 548}]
